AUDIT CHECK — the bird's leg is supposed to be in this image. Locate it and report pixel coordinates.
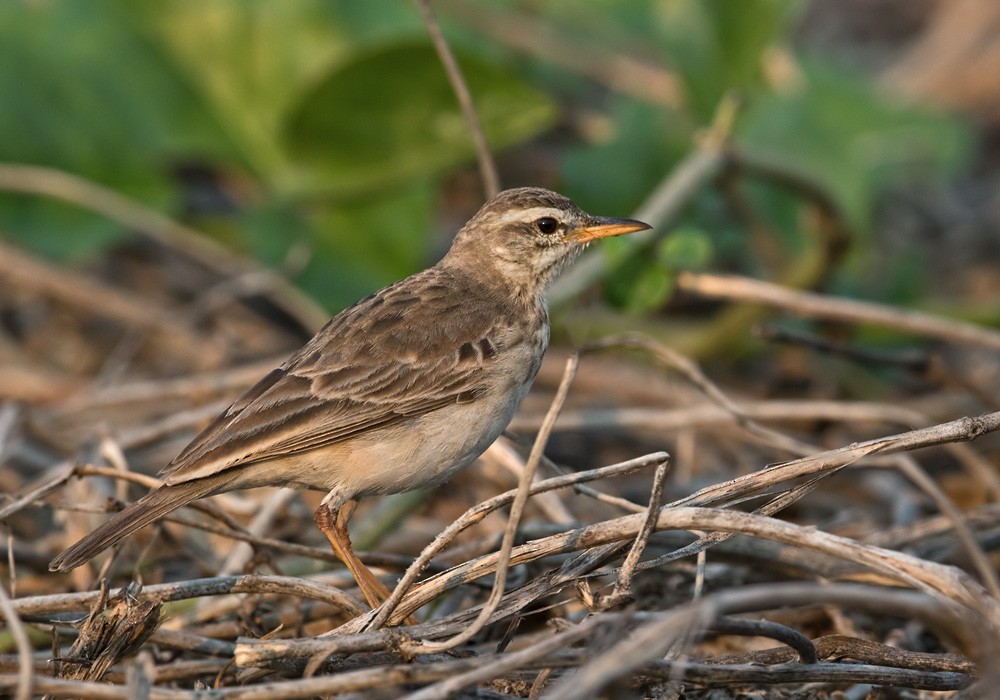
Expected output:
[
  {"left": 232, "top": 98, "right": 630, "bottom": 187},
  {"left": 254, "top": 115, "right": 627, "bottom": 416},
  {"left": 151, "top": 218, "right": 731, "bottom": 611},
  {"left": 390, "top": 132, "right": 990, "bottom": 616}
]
[{"left": 313, "top": 498, "right": 393, "bottom": 610}]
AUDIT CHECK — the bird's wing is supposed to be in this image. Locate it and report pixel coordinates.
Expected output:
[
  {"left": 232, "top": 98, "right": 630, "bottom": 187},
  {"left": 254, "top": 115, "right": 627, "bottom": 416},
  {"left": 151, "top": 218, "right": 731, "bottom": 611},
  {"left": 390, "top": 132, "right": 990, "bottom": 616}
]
[{"left": 160, "top": 270, "right": 511, "bottom": 485}]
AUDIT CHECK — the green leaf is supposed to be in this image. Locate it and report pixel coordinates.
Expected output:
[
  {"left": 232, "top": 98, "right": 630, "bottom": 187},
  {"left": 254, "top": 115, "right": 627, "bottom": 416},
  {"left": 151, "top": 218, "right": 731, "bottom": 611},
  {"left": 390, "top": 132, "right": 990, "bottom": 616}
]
[
  {"left": 285, "top": 42, "right": 555, "bottom": 196},
  {"left": 739, "top": 59, "right": 971, "bottom": 229},
  {"left": 125, "top": 0, "right": 351, "bottom": 184},
  {"left": 0, "top": 2, "right": 223, "bottom": 260},
  {"left": 313, "top": 183, "right": 435, "bottom": 284},
  {"left": 622, "top": 264, "right": 675, "bottom": 314},
  {"left": 328, "top": 0, "right": 423, "bottom": 43},
  {"left": 658, "top": 227, "right": 715, "bottom": 270},
  {"left": 602, "top": 247, "right": 675, "bottom": 314},
  {"left": 562, "top": 100, "right": 694, "bottom": 216},
  {"left": 241, "top": 183, "right": 437, "bottom": 310},
  {"left": 652, "top": 0, "right": 802, "bottom": 118},
  {"left": 0, "top": 3, "right": 225, "bottom": 177}
]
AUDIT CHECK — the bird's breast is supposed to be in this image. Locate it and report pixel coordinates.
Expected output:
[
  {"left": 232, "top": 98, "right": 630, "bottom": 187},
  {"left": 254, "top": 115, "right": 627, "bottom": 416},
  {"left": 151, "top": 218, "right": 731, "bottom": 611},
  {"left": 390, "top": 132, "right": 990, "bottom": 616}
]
[{"left": 329, "top": 317, "right": 548, "bottom": 499}]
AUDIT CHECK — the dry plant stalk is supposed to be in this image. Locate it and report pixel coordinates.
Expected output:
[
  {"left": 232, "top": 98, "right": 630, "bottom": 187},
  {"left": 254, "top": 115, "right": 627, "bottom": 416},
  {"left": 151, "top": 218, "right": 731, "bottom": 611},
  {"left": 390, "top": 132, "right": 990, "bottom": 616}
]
[{"left": 56, "top": 581, "right": 160, "bottom": 683}]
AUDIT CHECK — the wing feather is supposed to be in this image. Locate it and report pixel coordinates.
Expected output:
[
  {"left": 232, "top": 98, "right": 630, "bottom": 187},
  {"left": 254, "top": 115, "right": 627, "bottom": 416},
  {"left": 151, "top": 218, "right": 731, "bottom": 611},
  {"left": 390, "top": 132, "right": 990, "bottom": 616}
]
[{"left": 161, "top": 268, "right": 511, "bottom": 485}]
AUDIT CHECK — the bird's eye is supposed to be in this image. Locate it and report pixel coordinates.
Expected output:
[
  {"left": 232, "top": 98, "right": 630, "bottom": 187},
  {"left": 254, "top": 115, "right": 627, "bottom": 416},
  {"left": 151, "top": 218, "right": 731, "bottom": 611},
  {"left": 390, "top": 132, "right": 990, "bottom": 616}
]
[{"left": 534, "top": 217, "right": 558, "bottom": 234}]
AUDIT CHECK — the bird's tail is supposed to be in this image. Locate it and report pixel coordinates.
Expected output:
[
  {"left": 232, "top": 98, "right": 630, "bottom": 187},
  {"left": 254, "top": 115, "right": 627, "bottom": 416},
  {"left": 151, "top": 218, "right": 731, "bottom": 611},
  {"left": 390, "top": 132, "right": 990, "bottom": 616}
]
[{"left": 49, "top": 478, "right": 221, "bottom": 572}]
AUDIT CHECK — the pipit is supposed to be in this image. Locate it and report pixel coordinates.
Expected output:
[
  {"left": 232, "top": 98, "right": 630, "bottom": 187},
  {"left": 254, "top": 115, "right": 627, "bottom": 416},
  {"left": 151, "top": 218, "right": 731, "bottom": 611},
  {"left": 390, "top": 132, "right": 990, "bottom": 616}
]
[{"left": 50, "top": 187, "right": 650, "bottom": 608}]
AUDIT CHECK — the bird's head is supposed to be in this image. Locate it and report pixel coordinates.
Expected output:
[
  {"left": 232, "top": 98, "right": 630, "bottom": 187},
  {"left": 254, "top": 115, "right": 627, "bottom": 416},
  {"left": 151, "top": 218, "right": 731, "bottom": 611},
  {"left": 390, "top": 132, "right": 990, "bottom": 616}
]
[{"left": 445, "top": 187, "right": 651, "bottom": 295}]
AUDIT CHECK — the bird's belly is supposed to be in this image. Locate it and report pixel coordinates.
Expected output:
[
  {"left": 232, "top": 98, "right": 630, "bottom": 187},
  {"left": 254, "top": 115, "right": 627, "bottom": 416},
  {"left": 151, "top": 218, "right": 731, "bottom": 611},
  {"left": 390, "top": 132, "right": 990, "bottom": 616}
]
[
  {"left": 270, "top": 381, "right": 531, "bottom": 502},
  {"left": 355, "top": 388, "right": 526, "bottom": 495}
]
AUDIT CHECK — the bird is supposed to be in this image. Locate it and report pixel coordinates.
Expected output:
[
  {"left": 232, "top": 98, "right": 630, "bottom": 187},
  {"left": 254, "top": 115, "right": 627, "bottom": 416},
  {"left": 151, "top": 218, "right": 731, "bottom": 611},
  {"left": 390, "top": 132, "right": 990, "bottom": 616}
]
[{"left": 50, "top": 187, "right": 651, "bottom": 609}]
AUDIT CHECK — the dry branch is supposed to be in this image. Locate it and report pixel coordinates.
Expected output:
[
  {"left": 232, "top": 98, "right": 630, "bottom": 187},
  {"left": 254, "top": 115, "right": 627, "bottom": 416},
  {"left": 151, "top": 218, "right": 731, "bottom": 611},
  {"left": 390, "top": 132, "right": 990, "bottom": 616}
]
[
  {"left": 0, "top": 163, "right": 328, "bottom": 332},
  {"left": 402, "top": 354, "right": 579, "bottom": 653},
  {"left": 0, "top": 582, "right": 32, "bottom": 700},
  {"left": 0, "top": 241, "right": 214, "bottom": 369},
  {"left": 678, "top": 271, "right": 1000, "bottom": 352},
  {"left": 11, "top": 575, "right": 363, "bottom": 618},
  {"left": 547, "top": 583, "right": 990, "bottom": 699},
  {"left": 669, "top": 411, "right": 1000, "bottom": 510},
  {"left": 414, "top": 0, "right": 500, "bottom": 198}
]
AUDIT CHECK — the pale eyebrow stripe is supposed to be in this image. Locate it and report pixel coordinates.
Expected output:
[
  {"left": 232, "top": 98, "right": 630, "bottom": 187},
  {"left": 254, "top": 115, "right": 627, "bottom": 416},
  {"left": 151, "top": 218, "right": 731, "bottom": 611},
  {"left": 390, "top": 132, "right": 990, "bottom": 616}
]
[{"left": 490, "top": 207, "right": 566, "bottom": 227}]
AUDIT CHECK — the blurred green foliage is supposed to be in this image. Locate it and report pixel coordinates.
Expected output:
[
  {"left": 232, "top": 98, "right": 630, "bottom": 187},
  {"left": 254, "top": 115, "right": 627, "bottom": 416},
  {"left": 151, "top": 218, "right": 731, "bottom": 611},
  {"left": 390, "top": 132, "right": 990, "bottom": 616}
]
[{"left": 0, "top": 0, "right": 971, "bottom": 314}]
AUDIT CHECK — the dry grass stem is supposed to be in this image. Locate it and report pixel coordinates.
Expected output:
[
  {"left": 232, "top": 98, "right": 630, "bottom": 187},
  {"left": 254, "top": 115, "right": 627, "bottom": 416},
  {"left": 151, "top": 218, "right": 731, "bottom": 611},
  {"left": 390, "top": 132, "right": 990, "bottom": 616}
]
[
  {"left": 669, "top": 411, "right": 1000, "bottom": 510},
  {"left": 11, "top": 575, "right": 364, "bottom": 618},
  {"left": 678, "top": 271, "right": 1000, "bottom": 351},
  {"left": 413, "top": 0, "right": 500, "bottom": 198},
  {"left": 605, "top": 454, "right": 671, "bottom": 606},
  {"left": 401, "top": 353, "right": 580, "bottom": 653},
  {"left": 0, "top": 582, "right": 32, "bottom": 700},
  {"left": 0, "top": 163, "right": 328, "bottom": 332},
  {"left": 360, "top": 450, "right": 668, "bottom": 632}
]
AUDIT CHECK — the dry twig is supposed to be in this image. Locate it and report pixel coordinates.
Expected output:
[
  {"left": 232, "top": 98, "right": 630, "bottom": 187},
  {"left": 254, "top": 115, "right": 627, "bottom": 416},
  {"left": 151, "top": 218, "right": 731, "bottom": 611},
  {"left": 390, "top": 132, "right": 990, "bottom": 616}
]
[
  {"left": 413, "top": 0, "right": 500, "bottom": 198},
  {"left": 0, "top": 163, "right": 328, "bottom": 332},
  {"left": 678, "top": 271, "right": 1000, "bottom": 352},
  {"left": 0, "top": 582, "right": 32, "bottom": 700},
  {"left": 401, "top": 354, "right": 580, "bottom": 653}
]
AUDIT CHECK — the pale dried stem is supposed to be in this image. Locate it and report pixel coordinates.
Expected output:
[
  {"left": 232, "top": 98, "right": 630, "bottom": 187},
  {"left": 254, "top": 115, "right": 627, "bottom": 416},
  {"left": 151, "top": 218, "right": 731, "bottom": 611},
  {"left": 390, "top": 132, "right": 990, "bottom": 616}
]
[
  {"left": 547, "top": 583, "right": 993, "bottom": 699},
  {"left": 0, "top": 163, "right": 328, "bottom": 332},
  {"left": 360, "top": 450, "right": 667, "bottom": 631},
  {"left": 413, "top": 0, "right": 500, "bottom": 198},
  {"left": 693, "top": 544, "right": 708, "bottom": 600},
  {"left": 678, "top": 271, "right": 1000, "bottom": 352},
  {"left": 669, "top": 412, "right": 1000, "bottom": 510},
  {"left": 0, "top": 403, "right": 19, "bottom": 464},
  {"left": 867, "top": 503, "right": 1000, "bottom": 549},
  {"left": 0, "top": 583, "right": 32, "bottom": 700},
  {"left": 10, "top": 575, "right": 363, "bottom": 618},
  {"left": 0, "top": 674, "right": 187, "bottom": 699},
  {"left": 401, "top": 354, "right": 580, "bottom": 653},
  {"left": 606, "top": 454, "right": 671, "bottom": 605},
  {"left": 587, "top": 334, "right": 1000, "bottom": 597},
  {"left": 512, "top": 398, "right": 942, "bottom": 433}
]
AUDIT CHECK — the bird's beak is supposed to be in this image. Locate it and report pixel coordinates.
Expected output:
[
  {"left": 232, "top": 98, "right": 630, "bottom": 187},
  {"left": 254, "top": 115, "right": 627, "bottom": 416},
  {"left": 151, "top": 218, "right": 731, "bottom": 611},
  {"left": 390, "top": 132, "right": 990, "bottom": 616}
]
[{"left": 566, "top": 216, "right": 652, "bottom": 245}]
